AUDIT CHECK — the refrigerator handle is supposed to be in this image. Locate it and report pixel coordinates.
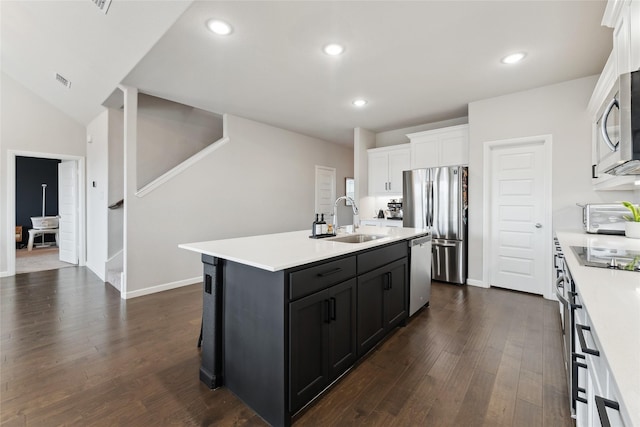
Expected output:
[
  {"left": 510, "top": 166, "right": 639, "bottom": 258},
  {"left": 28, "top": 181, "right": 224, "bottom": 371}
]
[{"left": 428, "top": 180, "right": 434, "bottom": 227}]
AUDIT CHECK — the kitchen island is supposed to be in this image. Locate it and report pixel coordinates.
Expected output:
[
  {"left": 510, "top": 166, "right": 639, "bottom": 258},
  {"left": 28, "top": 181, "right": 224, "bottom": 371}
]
[
  {"left": 555, "top": 231, "right": 640, "bottom": 427},
  {"left": 180, "top": 226, "right": 429, "bottom": 426}
]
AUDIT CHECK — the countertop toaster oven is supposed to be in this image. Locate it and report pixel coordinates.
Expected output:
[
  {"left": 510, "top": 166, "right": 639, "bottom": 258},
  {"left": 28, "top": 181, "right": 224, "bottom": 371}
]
[{"left": 580, "top": 203, "right": 629, "bottom": 235}]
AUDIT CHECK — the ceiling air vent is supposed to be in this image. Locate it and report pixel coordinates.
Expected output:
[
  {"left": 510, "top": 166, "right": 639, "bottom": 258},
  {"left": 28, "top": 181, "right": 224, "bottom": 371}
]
[
  {"left": 55, "top": 73, "right": 71, "bottom": 89},
  {"left": 91, "top": 0, "right": 112, "bottom": 14}
]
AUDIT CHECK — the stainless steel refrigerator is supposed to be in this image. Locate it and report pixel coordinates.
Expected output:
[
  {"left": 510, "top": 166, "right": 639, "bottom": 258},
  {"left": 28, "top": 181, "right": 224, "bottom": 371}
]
[{"left": 403, "top": 166, "right": 468, "bottom": 285}]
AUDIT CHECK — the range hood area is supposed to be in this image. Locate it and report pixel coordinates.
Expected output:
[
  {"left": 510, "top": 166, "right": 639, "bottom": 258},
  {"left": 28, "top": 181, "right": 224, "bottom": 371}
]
[{"left": 604, "top": 159, "right": 640, "bottom": 175}]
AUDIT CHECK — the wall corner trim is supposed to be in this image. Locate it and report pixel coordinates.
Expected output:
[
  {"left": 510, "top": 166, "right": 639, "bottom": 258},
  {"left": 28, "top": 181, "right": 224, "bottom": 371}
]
[{"left": 135, "top": 136, "right": 230, "bottom": 198}]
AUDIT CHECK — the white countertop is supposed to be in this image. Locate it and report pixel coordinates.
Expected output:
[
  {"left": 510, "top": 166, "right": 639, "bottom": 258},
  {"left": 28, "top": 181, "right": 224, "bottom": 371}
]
[
  {"left": 556, "top": 230, "right": 640, "bottom": 427},
  {"left": 179, "top": 226, "right": 429, "bottom": 272}
]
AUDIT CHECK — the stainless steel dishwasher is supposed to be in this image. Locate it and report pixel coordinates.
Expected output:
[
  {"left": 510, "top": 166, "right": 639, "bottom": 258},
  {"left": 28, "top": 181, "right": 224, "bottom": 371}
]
[{"left": 409, "top": 234, "right": 432, "bottom": 316}]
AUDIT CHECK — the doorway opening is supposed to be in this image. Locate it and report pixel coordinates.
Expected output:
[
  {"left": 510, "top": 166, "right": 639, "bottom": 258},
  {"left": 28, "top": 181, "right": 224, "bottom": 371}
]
[
  {"left": 15, "top": 156, "right": 65, "bottom": 274},
  {"left": 6, "top": 150, "right": 86, "bottom": 277}
]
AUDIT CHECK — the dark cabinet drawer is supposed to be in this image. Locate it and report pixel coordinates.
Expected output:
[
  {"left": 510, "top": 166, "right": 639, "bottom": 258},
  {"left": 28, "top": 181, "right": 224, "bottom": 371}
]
[
  {"left": 357, "top": 241, "right": 408, "bottom": 274},
  {"left": 289, "top": 257, "right": 356, "bottom": 300}
]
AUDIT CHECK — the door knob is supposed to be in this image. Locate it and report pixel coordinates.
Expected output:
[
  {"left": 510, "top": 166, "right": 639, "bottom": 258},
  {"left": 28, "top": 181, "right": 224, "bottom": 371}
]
[{"left": 535, "top": 223, "right": 542, "bottom": 228}]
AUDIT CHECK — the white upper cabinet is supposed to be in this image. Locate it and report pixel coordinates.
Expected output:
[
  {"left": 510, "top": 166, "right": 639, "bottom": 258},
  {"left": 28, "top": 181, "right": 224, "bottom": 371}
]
[
  {"left": 604, "top": 0, "right": 640, "bottom": 76},
  {"left": 367, "top": 145, "right": 410, "bottom": 196},
  {"left": 407, "top": 124, "right": 469, "bottom": 169}
]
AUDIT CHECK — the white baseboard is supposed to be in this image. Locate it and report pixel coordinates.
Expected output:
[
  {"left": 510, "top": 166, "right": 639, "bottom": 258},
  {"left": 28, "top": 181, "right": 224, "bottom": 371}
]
[
  {"left": 0, "top": 270, "right": 10, "bottom": 278},
  {"left": 123, "top": 276, "right": 201, "bottom": 299},
  {"left": 466, "top": 278, "right": 488, "bottom": 288}
]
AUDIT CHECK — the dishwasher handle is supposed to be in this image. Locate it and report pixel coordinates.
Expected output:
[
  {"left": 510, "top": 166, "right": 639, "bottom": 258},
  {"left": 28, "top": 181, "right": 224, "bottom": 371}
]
[{"left": 410, "top": 235, "right": 431, "bottom": 247}]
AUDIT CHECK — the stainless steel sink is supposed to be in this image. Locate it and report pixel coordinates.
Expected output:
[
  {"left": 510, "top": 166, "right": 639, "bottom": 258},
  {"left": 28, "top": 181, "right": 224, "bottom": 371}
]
[{"left": 328, "top": 234, "right": 386, "bottom": 244}]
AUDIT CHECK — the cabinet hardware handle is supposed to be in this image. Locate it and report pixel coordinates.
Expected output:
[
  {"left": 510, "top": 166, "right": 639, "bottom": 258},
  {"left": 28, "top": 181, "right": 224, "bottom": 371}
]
[
  {"left": 576, "top": 324, "right": 600, "bottom": 356},
  {"left": 325, "top": 299, "right": 331, "bottom": 324},
  {"left": 568, "top": 291, "right": 582, "bottom": 310},
  {"left": 330, "top": 297, "right": 336, "bottom": 321},
  {"left": 595, "top": 396, "right": 620, "bottom": 427},
  {"left": 572, "top": 353, "right": 588, "bottom": 404},
  {"left": 383, "top": 273, "right": 390, "bottom": 290},
  {"left": 592, "top": 164, "right": 597, "bottom": 179},
  {"left": 388, "top": 182, "right": 391, "bottom": 191},
  {"left": 317, "top": 268, "right": 342, "bottom": 277}
]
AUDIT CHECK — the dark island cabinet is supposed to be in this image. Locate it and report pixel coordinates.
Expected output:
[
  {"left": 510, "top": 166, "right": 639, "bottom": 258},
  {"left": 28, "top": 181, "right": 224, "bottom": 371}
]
[
  {"left": 200, "top": 239, "right": 413, "bottom": 427},
  {"left": 289, "top": 278, "right": 356, "bottom": 413},
  {"left": 357, "top": 258, "right": 408, "bottom": 357}
]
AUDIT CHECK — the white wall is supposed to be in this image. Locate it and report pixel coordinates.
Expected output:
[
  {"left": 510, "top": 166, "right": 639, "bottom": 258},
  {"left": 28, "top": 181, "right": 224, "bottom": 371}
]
[
  {"left": 0, "top": 72, "right": 86, "bottom": 275},
  {"left": 467, "top": 75, "right": 634, "bottom": 284},
  {"left": 354, "top": 127, "right": 376, "bottom": 220},
  {"left": 136, "top": 94, "right": 224, "bottom": 188},
  {"left": 124, "top": 113, "right": 354, "bottom": 298},
  {"left": 86, "top": 111, "right": 109, "bottom": 280}
]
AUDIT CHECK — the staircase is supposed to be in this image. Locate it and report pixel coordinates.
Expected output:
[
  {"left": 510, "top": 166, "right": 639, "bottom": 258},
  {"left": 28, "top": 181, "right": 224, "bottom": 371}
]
[
  {"left": 105, "top": 250, "right": 123, "bottom": 291},
  {"left": 106, "top": 269, "right": 123, "bottom": 291}
]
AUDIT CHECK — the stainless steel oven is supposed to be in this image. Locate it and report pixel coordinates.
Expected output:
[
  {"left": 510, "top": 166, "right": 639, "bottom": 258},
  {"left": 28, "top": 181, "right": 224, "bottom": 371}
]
[{"left": 553, "top": 237, "right": 580, "bottom": 418}]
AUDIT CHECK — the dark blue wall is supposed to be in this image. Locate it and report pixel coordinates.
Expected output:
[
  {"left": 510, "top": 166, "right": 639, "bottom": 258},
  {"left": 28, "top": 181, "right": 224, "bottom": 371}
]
[{"left": 15, "top": 156, "right": 61, "bottom": 243}]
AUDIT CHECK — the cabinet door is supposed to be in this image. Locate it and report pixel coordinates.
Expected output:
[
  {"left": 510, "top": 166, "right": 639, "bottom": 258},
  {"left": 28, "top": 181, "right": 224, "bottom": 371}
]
[
  {"left": 631, "top": 1, "right": 640, "bottom": 73},
  {"left": 439, "top": 129, "right": 469, "bottom": 166},
  {"left": 327, "top": 279, "right": 357, "bottom": 381},
  {"left": 384, "top": 258, "right": 408, "bottom": 328},
  {"left": 356, "top": 268, "right": 386, "bottom": 357},
  {"left": 289, "top": 290, "right": 329, "bottom": 412},
  {"left": 411, "top": 135, "right": 440, "bottom": 169},
  {"left": 614, "top": 3, "right": 631, "bottom": 76},
  {"left": 387, "top": 149, "right": 410, "bottom": 194},
  {"left": 368, "top": 152, "right": 389, "bottom": 196}
]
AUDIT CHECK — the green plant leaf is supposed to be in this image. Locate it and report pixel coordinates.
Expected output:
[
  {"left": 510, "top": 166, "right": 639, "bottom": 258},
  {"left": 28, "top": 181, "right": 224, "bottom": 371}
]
[{"left": 622, "top": 202, "right": 640, "bottom": 222}]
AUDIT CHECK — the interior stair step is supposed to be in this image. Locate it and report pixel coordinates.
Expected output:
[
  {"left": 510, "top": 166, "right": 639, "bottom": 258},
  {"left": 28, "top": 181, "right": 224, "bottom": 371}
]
[{"left": 106, "top": 269, "right": 123, "bottom": 291}]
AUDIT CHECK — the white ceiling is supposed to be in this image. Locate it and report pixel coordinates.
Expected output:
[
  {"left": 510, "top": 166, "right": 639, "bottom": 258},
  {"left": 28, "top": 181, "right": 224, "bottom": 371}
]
[{"left": 2, "top": 1, "right": 612, "bottom": 146}]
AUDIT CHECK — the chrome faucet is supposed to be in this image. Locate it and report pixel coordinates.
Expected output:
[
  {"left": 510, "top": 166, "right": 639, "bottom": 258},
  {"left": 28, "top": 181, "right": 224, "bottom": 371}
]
[{"left": 333, "top": 196, "right": 359, "bottom": 233}]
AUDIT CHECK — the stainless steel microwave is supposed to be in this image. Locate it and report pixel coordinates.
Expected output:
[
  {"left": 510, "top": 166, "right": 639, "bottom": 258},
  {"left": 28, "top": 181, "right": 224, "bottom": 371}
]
[{"left": 596, "top": 69, "right": 640, "bottom": 176}]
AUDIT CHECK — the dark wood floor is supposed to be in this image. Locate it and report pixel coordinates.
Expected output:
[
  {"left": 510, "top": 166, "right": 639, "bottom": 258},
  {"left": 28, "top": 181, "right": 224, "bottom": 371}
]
[{"left": 1, "top": 267, "right": 572, "bottom": 426}]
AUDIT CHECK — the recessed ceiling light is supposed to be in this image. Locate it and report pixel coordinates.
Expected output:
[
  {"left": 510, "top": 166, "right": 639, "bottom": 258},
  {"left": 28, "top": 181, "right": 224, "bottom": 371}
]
[
  {"left": 501, "top": 52, "right": 526, "bottom": 64},
  {"left": 207, "top": 19, "right": 233, "bottom": 36},
  {"left": 323, "top": 44, "right": 345, "bottom": 56},
  {"left": 352, "top": 99, "right": 367, "bottom": 107}
]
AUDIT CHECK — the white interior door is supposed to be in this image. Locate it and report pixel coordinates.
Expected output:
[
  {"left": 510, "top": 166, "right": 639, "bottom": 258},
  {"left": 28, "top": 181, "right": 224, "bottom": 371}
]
[
  {"left": 489, "top": 141, "right": 547, "bottom": 295},
  {"left": 315, "top": 165, "right": 336, "bottom": 218},
  {"left": 58, "top": 160, "right": 78, "bottom": 264}
]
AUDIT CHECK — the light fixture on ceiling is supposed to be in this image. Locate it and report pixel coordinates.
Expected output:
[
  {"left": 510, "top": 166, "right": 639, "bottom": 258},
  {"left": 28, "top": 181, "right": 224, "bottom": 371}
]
[
  {"left": 501, "top": 52, "right": 526, "bottom": 64},
  {"left": 323, "top": 43, "right": 345, "bottom": 56},
  {"left": 207, "top": 19, "right": 233, "bottom": 36},
  {"left": 352, "top": 99, "right": 367, "bottom": 107}
]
